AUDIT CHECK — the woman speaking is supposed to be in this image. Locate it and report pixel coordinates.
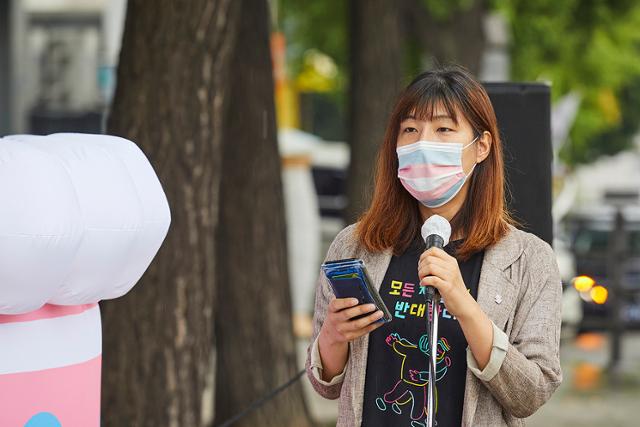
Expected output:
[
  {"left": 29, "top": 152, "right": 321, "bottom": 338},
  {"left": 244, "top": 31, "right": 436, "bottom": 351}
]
[{"left": 305, "top": 65, "right": 562, "bottom": 426}]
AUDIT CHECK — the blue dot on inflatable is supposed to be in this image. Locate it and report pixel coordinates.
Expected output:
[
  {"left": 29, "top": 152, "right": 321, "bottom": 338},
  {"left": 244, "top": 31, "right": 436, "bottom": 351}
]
[{"left": 24, "top": 412, "right": 62, "bottom": 427}]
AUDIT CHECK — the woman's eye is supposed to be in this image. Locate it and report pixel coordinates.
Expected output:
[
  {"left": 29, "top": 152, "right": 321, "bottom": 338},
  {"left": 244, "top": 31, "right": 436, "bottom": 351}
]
[
  {"left": 437, "top": 127, "right": 453, "bottom": 133},
  {"left": 403, "top": 127, "right": 418, "bottom": 133}
]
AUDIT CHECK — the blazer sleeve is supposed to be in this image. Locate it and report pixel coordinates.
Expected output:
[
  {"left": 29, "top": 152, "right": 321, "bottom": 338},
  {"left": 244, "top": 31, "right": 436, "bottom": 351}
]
[
  {"left": 467, "top": 236, "right": 563, "bottom": 418},
  {"left": 305, "top": 224, "right": 356, "bottom": 399}
]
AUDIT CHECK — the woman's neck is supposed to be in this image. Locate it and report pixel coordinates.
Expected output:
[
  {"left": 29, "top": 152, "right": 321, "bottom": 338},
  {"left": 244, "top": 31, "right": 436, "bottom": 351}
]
[{"left": 418, "top": 181, "right": 470, "bottom": 240}]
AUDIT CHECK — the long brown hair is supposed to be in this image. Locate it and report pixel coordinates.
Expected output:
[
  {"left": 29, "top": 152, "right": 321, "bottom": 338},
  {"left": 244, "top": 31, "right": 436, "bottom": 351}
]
[{"left": 356, "top": 65, "right": 514, "bottom": 260}]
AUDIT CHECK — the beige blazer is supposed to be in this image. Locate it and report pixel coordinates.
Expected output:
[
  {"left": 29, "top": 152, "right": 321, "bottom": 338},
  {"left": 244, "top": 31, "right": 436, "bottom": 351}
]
[{"left": 305, "top": 224, "right": 562, "bottom": 426}]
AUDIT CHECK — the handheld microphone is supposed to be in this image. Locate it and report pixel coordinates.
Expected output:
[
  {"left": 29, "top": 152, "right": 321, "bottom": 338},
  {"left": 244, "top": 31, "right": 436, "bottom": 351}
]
[
  {"left": 420, "top": 215, "right": 451, "bottom": 301},
  {"left": 420, "top": 215, "right": 451, "bottom": 427}
]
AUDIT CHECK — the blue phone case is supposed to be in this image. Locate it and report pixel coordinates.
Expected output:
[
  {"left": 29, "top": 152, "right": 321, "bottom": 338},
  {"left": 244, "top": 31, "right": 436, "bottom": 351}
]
[{"left": 321, "top": 258, "right": 392, "bottom": 323}]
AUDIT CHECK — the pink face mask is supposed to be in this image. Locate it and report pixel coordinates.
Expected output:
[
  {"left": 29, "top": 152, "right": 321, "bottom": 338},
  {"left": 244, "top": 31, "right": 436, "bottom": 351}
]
[{"left": 396, "top": 136, "right": 477, "bottom": 208}]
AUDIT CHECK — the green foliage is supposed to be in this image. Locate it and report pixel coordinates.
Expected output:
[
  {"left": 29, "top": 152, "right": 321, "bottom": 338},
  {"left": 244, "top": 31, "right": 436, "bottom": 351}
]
[
  {"left": 580, "top": 78, "right": 640, "bottom": 162},
  {"left": 494, "top": 0, "right": 640, "bottom": 165},
  {"left": 278, "top": 0, "right": 348, "bottom": 116},
  {"left": 279, "top": 0, "right": 640, "bottom": 164},
  {"left": 423, "top": 0, "right": 476, "bottom": 21},
  {"left": 279, "top": 0, "right": 347, "bottom": 83}
]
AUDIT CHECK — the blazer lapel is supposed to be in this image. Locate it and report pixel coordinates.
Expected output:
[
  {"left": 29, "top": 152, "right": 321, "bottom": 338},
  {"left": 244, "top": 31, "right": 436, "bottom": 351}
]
[
  {"left": 362, "top": 247, "right": 394, "bottom": 292},
  {"left": 462, "top": 226, "right": 523, "bottom": 426},
  {"left": 350, "top": 246, "right": 393, "bottom": 422}
]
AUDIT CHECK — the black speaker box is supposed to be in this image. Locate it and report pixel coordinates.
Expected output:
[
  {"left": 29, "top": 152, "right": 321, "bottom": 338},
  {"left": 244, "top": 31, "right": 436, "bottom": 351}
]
[{"left": 484, "top": 83, "right": 553, "bottom": 246}]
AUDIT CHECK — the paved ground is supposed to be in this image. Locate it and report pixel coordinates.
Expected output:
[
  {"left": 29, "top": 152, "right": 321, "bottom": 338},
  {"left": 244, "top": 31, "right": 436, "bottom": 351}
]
[
  {"left": 527, "top": 332, "right": 640, "bottom": 427},
  {"left": 297, "top": 331, "right": 640, "bottom": 426}
]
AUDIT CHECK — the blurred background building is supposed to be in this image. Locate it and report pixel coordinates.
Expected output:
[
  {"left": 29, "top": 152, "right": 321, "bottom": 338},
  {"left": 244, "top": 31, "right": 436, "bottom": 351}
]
[{"left": 0, "top": 0, "right": 125, "bottom": 136}]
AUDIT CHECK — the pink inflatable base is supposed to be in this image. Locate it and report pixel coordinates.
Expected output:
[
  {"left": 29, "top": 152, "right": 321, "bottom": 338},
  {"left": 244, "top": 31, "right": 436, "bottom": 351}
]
[
  {"left": 0, "top": 355, "right": 101, "bottom": 427},
  {"left": 0, "top": 304, "right": 102, "bottom": 427}
]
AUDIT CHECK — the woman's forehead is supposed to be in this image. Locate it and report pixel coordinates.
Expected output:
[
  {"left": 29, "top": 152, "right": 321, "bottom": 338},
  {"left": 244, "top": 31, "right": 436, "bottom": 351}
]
[{"left": 403, "top": 102, "right": 463, "bottom": 124}]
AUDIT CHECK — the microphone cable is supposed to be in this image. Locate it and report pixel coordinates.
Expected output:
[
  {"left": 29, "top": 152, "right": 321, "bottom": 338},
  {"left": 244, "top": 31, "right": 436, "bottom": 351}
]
[{"left": 216, "top": 368, "right": 306, "bottom": 427}]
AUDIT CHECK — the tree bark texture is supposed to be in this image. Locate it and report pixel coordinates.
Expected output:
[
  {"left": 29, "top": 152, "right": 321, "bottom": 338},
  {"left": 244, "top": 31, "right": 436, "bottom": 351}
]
[
  {"left": 345, "top": 0, "right": 404, "bottom": 224},
  {"left": 102, "top": 0, "right": 240, "bottom": 426},
  {"left": 213, "top": 0, "right": 314, "bottom": 425}
]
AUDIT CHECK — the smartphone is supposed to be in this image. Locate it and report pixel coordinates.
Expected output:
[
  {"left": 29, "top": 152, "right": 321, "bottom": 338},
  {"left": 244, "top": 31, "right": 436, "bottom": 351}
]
[{"left": 321, "top": 258, "right": 392, "bottom": 323}]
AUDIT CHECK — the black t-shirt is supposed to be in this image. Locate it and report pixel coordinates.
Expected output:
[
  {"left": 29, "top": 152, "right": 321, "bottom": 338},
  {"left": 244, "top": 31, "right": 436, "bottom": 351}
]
[{"left": 361, "top": 239, "right": 484, "bottom": 427}]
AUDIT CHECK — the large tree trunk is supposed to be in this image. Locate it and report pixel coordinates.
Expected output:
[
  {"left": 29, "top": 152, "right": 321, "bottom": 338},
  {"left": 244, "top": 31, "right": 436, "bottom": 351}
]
[
  {"left": 345, "top": 0, "right": 404, "bottom": 224},
  {"left": 406, "top": 0, "right": 488, "bottom": 74},
  {"left": 103, "top": 0, "right": 313, "bottom": 426},
  {"left": 213, "top": 0, "right": 314, "bottom": 426},
  {"left": 102, "top": 0, "right": 240, "bottom": 426}
]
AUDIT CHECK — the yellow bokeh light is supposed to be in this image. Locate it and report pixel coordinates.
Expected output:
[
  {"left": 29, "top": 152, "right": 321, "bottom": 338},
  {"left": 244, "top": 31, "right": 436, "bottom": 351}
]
[
  {"left": 573, "top": 275, "right": 595, "bottom": 293},
  {"left": 590, "top": 286, "right": 608, "bottom": 305}
]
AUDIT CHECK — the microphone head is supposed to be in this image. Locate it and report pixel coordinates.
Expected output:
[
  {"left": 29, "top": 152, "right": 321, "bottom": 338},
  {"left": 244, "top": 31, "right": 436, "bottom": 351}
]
[{"left": 421, "top": 215, "right": 452, "bottom": 247}]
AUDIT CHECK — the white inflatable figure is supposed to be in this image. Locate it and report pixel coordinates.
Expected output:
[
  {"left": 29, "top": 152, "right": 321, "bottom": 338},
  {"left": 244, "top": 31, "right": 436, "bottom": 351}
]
[{"left": 0, "top": 133, "right": 171, "bottom": 427}]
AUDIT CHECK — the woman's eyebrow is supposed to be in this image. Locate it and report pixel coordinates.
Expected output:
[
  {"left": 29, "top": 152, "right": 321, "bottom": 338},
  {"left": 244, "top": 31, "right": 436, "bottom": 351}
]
[{"left": 401, "top": 114, "right": 457, "bottom": 122}]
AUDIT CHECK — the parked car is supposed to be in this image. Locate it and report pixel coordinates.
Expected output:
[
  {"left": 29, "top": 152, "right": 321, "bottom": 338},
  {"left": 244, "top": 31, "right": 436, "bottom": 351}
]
[{"left": 564, "top": 205, "right": 640, "bottom": 331}]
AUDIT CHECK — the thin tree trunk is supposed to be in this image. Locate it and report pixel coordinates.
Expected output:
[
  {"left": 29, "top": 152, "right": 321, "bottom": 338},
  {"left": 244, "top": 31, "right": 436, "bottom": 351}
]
[
  {"left": 406, "top": 0, "right": 487, "bottom": 74},
  {"left": 213, "top": 0, "right": 314, "bottom": 426},
  {"left": 102, "top": 0, "right": 241, "bottom": 426},
  {"left": 345, "top": 0, "right": 404, "bottom": 224}
]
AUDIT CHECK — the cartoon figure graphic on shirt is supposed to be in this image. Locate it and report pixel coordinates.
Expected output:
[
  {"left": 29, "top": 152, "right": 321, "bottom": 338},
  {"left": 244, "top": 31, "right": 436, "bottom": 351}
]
[{"left": 375, "top": 332, "right": 452, "bottom": 425}]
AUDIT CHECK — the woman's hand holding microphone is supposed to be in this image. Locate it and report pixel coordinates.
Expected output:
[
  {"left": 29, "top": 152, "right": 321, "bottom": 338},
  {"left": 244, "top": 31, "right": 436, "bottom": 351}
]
[
  {"left": 418, "top": 246, "right": 494, "bottom": 370},
  {"left": 417, "top": 246, "right": 476, "bottom": 319}
]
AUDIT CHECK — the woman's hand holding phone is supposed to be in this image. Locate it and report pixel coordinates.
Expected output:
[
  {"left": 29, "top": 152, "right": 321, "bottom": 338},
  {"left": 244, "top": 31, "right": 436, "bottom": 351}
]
[
  {"left": 322, "top": 297, "right": 384, "bottom": 344},
  {"left": 317, "top": 298, "right": 384, "bottom": 381}
]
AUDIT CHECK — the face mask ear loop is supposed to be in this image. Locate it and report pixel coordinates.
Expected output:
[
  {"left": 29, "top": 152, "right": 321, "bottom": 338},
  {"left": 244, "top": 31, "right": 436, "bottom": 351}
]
[
  {"left": 462, "top": 162, "right": 477, "bottom": 178},
  {"left": 461, "top": 134, "right": 480, "bottom": 176},
  {"left": 462, "top": 134, "right": 480, "bottom": 150}
]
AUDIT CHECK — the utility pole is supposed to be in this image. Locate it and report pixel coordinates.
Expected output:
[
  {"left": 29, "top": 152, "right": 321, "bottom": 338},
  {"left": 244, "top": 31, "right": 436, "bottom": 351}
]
[
  {"left": 604, "top": 190, "right": 637, "bottom": 383},
  {"left": 607, "top": 208, "right": 625, "bottom": 381}
]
